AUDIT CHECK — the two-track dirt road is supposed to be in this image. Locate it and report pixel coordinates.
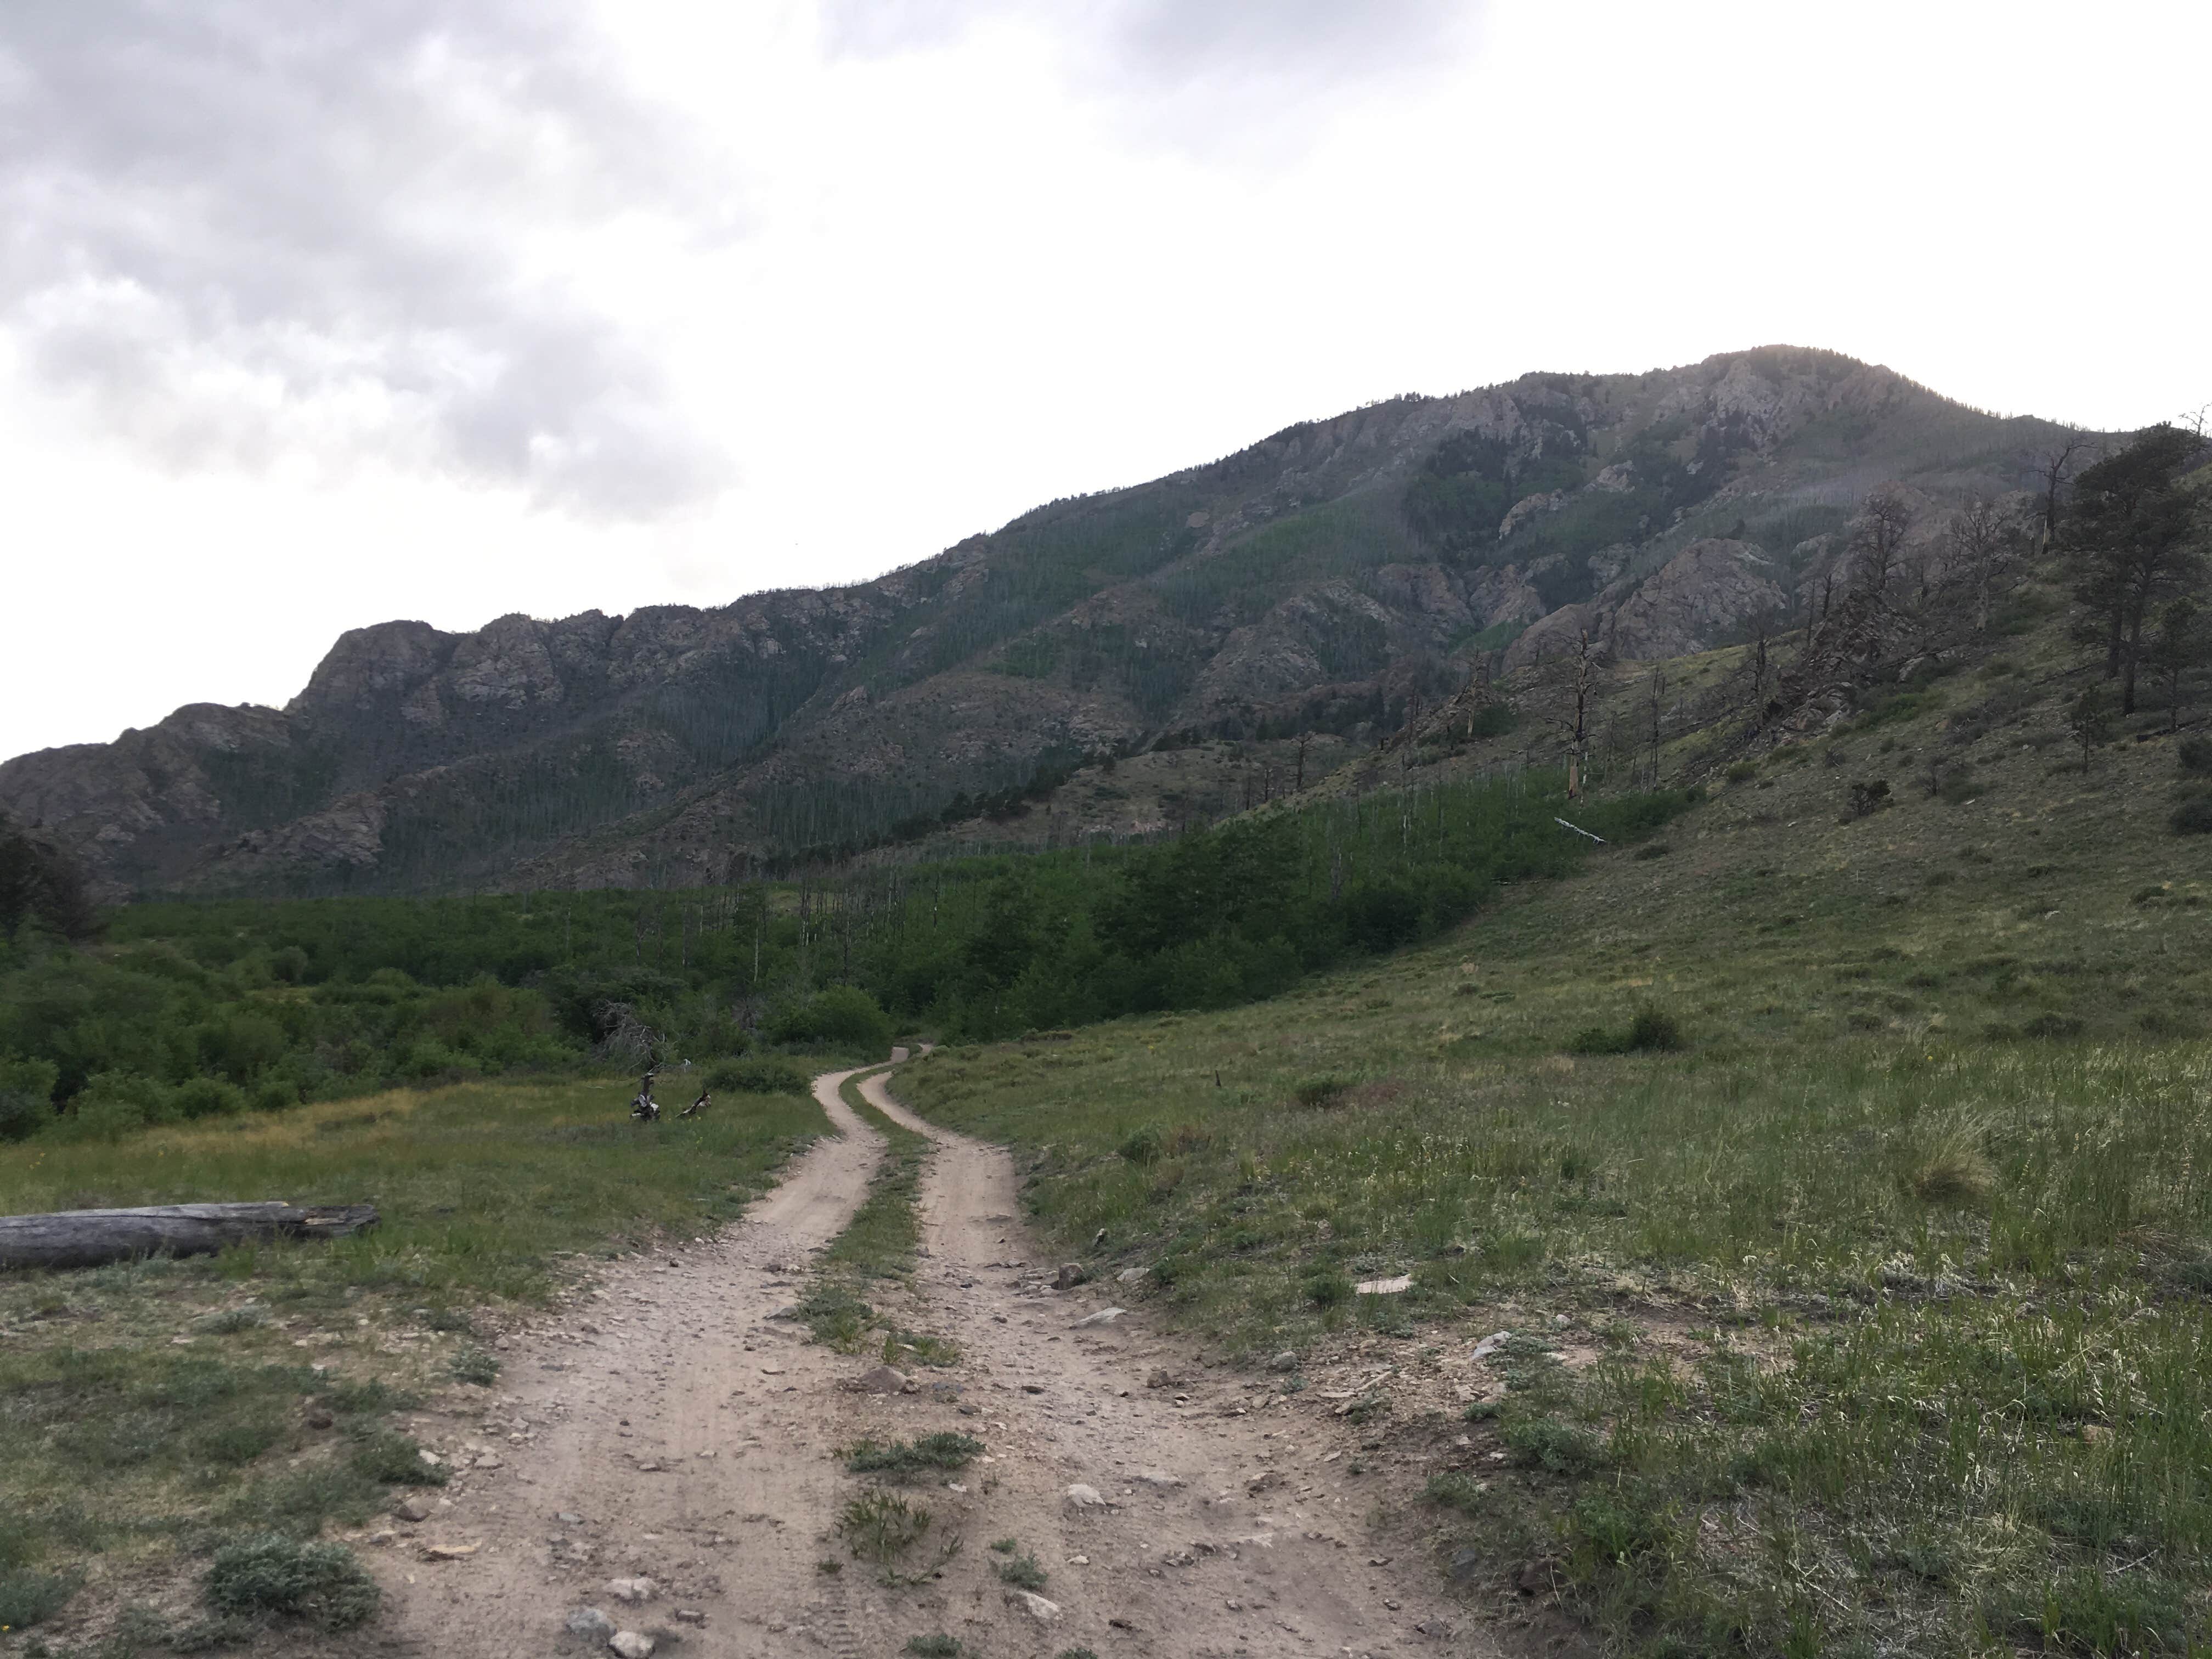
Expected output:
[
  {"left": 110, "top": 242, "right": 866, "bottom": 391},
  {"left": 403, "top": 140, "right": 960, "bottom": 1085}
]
[{"left": 376, "top": 1063, "right": 1488, "bottom": 1658}]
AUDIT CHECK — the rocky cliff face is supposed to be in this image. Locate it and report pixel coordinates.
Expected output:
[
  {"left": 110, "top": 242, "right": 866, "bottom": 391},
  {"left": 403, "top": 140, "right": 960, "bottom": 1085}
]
[
  {"left": 1504, "top": 539, "right": 1793, "bottom": 668},
  {"left": 1, "top": 347, "right": 2075, "bottom": 898}
]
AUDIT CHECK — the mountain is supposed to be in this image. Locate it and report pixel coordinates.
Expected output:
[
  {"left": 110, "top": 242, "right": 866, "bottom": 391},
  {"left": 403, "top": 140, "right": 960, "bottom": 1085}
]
[{"left": 1, "top": 346, "right": 2080, "bottom": 901}]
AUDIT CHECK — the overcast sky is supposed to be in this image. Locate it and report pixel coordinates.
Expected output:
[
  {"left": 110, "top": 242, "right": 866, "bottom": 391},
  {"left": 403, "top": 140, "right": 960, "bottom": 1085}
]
[{"left": 3, "top": 0, "right": 2204, "bottom": 761}]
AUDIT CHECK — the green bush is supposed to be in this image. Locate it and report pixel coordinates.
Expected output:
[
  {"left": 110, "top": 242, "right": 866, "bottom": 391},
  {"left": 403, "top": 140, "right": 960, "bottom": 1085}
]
[
  {"left": 0, "top": 1054, "right": 58, "bottom": 1142},
  {"left": 449, "top": 1347, "right": 501, "bottom": 1386},
  {"left": 1118, "top": 1125, "right": 1162, "bottom": 1165},
  {"left": 703, "top": 1056, "right": 812, "bottom": 1096},
  {"left": 769, "top": 985, "right": 893, "bottom": 1054},
  {"left": 55, "top": 1092, "right": 150, "bottom": 1142},
  {"left": 173, "top": 1076, "right": 247, "bottom": 1120},
  {"left": 250, "top": 1080, "right": 296, "bottom": 1113},
  {"left": 0, "top": 1566, "right": 79, "bottom": 1630},
  {"left": 1304, "top": 1269, "right": 1353, "bottom": 1308},
  {"left": 1570, "top": 1007, "right": 1685, "bottom": 1055},
  {"left": 202, "top": 1533, "right": 379, "bottom": 1632}
]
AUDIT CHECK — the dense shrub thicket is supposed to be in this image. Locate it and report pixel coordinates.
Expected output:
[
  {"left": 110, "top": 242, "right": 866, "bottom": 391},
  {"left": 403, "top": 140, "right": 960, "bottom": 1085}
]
[{"left": 0, "top": 772, "right": 1686, "bottom": 1135}]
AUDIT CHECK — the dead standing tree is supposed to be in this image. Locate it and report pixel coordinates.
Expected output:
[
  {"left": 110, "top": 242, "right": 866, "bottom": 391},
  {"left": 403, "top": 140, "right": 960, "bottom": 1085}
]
[
  {"left": 1526, "top": 629, "right": 1604, "bottom": 798},
  {"left": 2031, "top": 431, "right": 2090, "bottom": 544},
  {"left": 1849, "top": 486, "right": 1918, "bottom": 605},
  {"left": 1943, "top": 493, "right": 2032, "bottom": 635}
]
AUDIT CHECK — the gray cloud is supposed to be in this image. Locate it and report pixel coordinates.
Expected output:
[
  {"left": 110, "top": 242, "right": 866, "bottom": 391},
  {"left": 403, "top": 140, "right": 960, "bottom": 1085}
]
[
  {"left": 0, "top": 1, "right": 736, "bottom": 518},
  {"left": 821, "top": 0, "right": 1477, "bottom": 127}
]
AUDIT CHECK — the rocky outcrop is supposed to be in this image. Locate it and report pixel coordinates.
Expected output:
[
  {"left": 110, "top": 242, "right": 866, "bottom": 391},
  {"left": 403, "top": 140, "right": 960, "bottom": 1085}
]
[
  {"left": 1504, "top": 539, "right": 1791, "bottom": 671},
  {"left": 1609, "top": 540, "right": 1790, "bottom": 659}
]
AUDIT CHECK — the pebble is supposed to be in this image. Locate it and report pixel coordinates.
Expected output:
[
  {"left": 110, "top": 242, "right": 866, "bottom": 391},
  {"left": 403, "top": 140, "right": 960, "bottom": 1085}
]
[
  {"left": 856, "top": 1364, "right": 909, "bottom": 1395},
  {"left": 1070, "top": 1307, "right": 1126, "bottom": 1330},
  {"left": 1267, "top": 1350, "right": 1299, "bottom": 1372},
  {"left": 1470, "top": 1330, "right": 1514, "bottom": 1361},
  {"left": 557, "top": 1512, "right": 584, "bottom": 1525},
  {"left": 1064, "top": 1483, "right": 1108, "bottom": 1508},
  {"left": 1117, "top": 1267, "right": 1147, "bottom": 1283},
  {"left": 1132, "top": 1469, "right": 1183, "bottom": 1489},
  {"left": 392, "top": 1496, "right": 432, "bottom": 1523},
  {"left": 673, "top": 1609, "right": 706, "bottom": 1625},
  {"left": 1054, "top": 1263, "right": 1088, "bottom": 1289},
  {"left": 565, "top": 1607, "right": 615, "bottom": 1640},
  {"left": 1007, "top": 1590, "right": 1063, "bottom": 1623},
  {"left": 609, "top": 1632, "right": 656, "bottom": 1658},
  {"left": 603, "top": 1576, "right": 657, "bottom": 1603}
]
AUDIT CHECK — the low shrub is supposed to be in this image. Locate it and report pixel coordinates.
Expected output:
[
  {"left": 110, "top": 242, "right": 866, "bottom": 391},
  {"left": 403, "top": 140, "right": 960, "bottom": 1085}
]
[
  {"left": 836, "top": 1491, "right": 932, "bottom": 1563},
  {"left": 202, "top": 1533, "right": 380, "bottom": 1632},
  {"left": 1843, "top": 778, "right": 1892, "bottom": 821},
  {"left": 2171, "top": 791, "right": 2212, "bottom": 836},
  {"left": 0, "top": 1054, "right": 58, "bottom": 1142},
  {"left": 769, "top": 985, "right": 893, "bottom": 1054},
  {"left": 1503, "top": 1417, "right": 1605, "bottom": 1476},
  {"left": 1293, "top": 1076, "right": 1352, "bottom": 1108},
  {"left": 0, "top": 1567, "right": 79, "bottom": 1630},
  {"left": 1910, "top": 1135, "right": 1996, "bottom": 1207},
  {"left": 704, "top": 1056, "right": 812, "bottom": 1096},
  {"left": 1570, "top": 1007, "right": 1685, "bottom": 1055},
  {"left": 449, "top": 1347, "right": 501, "bottom": 1386},
  {"left": 1423, "top": 1471, "right": 1486, "bottom": 1513},
  {"left": 347, "top": 1431, "right": 448, "bottom": 1487},
  {"left": 2178, "top": 736, "right": 2212, "bottom": 777},
  {"left": 1118, "top": 1125, "right": 1162, "bottom": 1165},
  {"left": 173, "top": 1076, "right": 248, "bottom": 1120},
  {"left": 1304, "top": 1269, "right": 1353, "bottom": 1308},
  {"left": 995, "top": 1549, "right": 1048, "bottom": 1590}
]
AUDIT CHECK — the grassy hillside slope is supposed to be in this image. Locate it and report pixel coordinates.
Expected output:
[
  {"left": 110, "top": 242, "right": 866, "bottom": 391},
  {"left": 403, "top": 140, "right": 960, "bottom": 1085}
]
[{"left": 898, "top": 680, "right": 2212, "bottom": 1655}]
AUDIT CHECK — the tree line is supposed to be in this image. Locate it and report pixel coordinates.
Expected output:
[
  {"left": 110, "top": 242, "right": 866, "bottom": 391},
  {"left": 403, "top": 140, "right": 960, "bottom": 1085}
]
[{"left": 0, "top": 771, "right": 1691, "bottom": 1140}]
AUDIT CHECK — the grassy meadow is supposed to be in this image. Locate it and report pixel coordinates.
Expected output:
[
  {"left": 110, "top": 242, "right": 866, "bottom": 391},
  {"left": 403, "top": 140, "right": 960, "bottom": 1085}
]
[
  {"left": 898, "top": 680, "right": 2212, "bottom": 1657},
  {"left": 0, "top": 1075, "right": 822, "bottom": 1649}
]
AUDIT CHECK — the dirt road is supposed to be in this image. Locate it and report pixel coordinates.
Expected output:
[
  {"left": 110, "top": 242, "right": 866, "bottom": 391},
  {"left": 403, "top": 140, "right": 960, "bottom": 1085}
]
[{"left": 376, "top": 1063, "right": 1486, "bottom": 1657}]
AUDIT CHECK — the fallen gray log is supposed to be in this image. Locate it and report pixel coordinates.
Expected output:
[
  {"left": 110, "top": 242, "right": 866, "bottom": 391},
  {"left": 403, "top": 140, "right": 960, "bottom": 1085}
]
[{"left": 0, "top": 1202, "right": 380, "bottom": 1271}]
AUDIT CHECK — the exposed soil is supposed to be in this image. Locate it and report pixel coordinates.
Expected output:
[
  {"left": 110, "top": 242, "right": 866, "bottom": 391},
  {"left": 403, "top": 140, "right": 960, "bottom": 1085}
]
[{"left": 371, "top": 1064, "right": 1492, "bottom": 1658}]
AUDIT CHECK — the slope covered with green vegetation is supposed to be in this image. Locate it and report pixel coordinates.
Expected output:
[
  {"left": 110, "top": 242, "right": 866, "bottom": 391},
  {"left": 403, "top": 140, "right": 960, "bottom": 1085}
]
[{"left": 893, "top": 594, "right": 2212, "bottom": 1655}]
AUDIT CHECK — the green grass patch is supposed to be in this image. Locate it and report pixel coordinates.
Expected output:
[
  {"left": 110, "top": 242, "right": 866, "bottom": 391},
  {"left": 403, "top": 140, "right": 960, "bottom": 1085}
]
[
  {"left": 791, "top": 1072, "right": 965, "bottom": 1376},
  {"left": 844, "top": 1433, "right": 985, "bottom": 1479},
  {"left": 0, "top": 1074, "right": 821, "bottom": 1624}
]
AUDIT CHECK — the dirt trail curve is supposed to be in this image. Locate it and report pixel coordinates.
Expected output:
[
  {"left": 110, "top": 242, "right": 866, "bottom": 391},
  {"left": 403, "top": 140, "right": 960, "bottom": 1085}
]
[{"left": 375, "top": 1063, "right": 1488, "bottom": 1658}]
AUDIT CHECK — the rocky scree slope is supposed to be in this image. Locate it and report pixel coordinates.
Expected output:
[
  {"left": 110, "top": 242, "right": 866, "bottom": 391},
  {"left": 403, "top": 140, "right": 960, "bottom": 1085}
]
[{"left": 1, "top": 347, "right": 2076, "bottom": 899}]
